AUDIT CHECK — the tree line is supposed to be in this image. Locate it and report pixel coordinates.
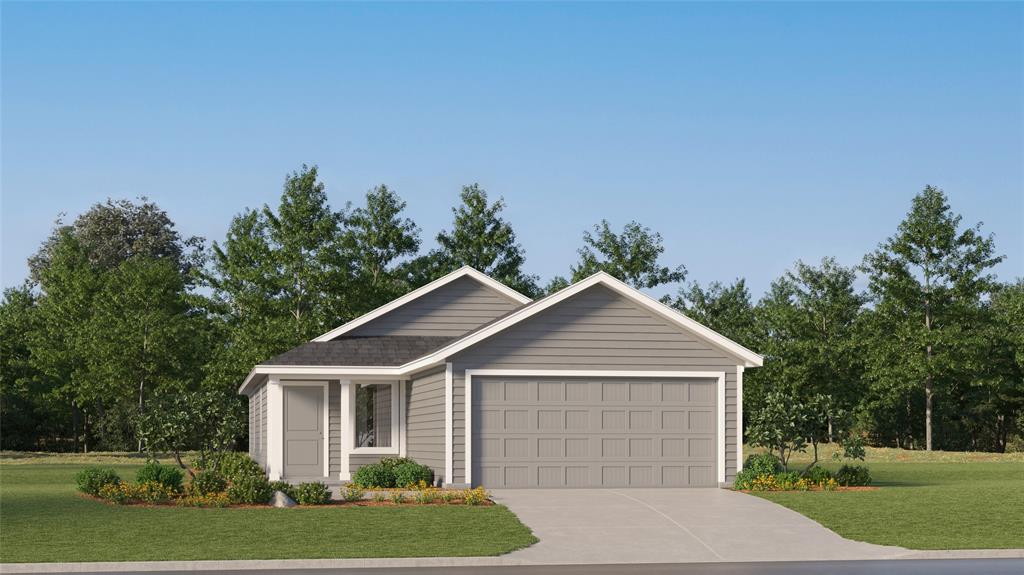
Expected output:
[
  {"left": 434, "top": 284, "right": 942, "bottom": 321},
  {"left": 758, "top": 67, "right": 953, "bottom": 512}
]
[{"left": 1, "top": 166, "right": 1020, "bottom": 453}]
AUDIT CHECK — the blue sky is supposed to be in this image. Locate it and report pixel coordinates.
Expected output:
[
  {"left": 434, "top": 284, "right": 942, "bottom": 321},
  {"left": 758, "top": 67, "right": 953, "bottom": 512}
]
[{"left": 3, "top": 2, "right": 1022, "bottom": 298}]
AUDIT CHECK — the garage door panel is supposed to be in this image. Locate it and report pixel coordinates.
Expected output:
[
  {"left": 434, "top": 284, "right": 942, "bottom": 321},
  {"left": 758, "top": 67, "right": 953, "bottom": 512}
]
[{"left": 473, "top": 376, "right": 718, "bottom": 488}]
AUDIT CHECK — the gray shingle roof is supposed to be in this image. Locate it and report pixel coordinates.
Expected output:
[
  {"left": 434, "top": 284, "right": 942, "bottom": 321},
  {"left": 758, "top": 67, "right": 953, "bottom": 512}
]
[{"left": 261, "top": 336, "right": 456, "bottom": 367}]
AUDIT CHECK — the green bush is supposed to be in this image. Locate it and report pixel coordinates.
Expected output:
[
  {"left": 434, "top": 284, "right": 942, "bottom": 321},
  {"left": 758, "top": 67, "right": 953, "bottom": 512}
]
[
  {"left": 352, "top": 457, "right": 432, "bottom": 488},
  {"left": 836, "top": 464, "right": 872, "bottom": 486},
  {"left": 75, "top": 467, "right": 121, "bottom": 496},
  {"left": 135, "top": 463, "right": 184, "bottom": 493},
  {"left": 226, "top": 474, "right": 273, "bottom": 504},
  {"left": 342, "top": 484, "right": 364, "bottom": 502},
  {"left": 392, "top": 461, "right": 433, "bottom": 488},
  {"left": 189, "top": 470, "right": 227, "bottom": 496},
  {"left": 352, "top": 463, "right": 396, "bottom": 488},
  {"left": 733, "top": 468, "right": 758, "bottom": 490},
  {"left": 744, "top": 453, "right": 783, "bottom": 476},
  {"left": 269, "top": 480, "right": 296, "bottom": 500},
  {"left": 293, "top": 482, "right": 331, "bottom": 505},
  {"left": 805, "top": 465, "right": 834, "bottom": 483},
  {"left": 212, "top": 452, "right": 264, "bottom": 483}
]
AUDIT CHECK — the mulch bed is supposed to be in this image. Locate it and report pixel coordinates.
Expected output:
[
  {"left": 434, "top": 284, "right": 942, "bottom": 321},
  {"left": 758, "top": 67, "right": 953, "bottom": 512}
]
[
  {"left": 78, "top": 492, "right": 494, "bottom": 508},
  {"left": 736, "top": 486, "right": 879, "bottom": 493}
]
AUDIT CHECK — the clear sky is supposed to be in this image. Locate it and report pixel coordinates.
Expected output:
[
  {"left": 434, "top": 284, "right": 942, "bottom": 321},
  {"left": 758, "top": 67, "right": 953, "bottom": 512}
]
[{"left": 2, "top": 2, "right": 1022, "bottom": 299}]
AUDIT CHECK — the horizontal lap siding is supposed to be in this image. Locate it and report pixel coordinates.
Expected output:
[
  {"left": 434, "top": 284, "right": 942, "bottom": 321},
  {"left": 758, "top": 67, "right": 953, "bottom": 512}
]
[
  {"left": 346, "top": 276, "right": 523, "bottom": 337},
  {"left": 406, "top": 369, "right": 446, "bottom": 482},
  {"left": 329, "top": 381, "right": 341, "bottom": 476},
  {"left": 451, "top": 284, "right": 741, "bottom": 484},
  {"left": 248, "top": 384, "right": 268, "bottom": 471}
]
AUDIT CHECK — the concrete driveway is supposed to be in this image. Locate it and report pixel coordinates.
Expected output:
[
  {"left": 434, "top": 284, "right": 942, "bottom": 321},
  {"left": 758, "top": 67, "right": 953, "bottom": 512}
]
[{"left": 492, "top": 488, "right": 910, "bottom": 564}]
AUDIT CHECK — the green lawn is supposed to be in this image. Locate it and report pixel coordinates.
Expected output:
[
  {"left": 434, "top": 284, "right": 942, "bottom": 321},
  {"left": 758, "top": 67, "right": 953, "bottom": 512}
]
[
  {"left": 0, "top": 456, "right": 537, "bottom": 563},
  {"left": 751, "top": 447, "right": 1024, "bottom": 550}
]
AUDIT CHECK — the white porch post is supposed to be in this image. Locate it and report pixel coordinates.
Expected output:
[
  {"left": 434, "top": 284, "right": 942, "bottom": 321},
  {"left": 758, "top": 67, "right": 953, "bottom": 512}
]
[
  {"left": 266, "top": 376, "right": 283, "bottom": 481},
  {"left": 338, "top": 379, "right": 351, "bottom": 481}
]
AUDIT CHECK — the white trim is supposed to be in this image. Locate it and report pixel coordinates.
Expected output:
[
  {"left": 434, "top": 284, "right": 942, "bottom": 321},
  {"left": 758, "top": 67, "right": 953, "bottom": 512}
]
[
  {"left": 463, "top": 369, "right": 727, "bottom": 487},
  {"left": 400, "top": 272, "right": 763, "bottom": 374},
  {"left": 311, "top": 266, "right": 532, "bottom": 342},
  {"left": 398, "top": 380, "right": 407, "bottom": 457},
  {"left": 350, "top": 381, "right": 401, "bottom": 455},
  {"left": 736, "top": 366, "right": 744, "bottom": 473},
  {"left": 239, "top": 367, "right": 403, "bottom": 395},
  {"left": 717, "top": 371, "right": 726, "bottom": 484},
  {"left": 266, "top": 377, "right": 283, "bottom": 481},
  {"left": 323, "top": 383, "right": 330, "bottom": 477},
  {"left": 445, "top": 363, "right": 454, "bottom": 484},
  {"left": 339, "top": 380, "right": 351, "bottom": 481}
]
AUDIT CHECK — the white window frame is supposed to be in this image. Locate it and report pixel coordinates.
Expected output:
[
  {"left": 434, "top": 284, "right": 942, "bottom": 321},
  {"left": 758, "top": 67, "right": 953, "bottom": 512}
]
[
  {"left": 463, "top": 369, "right": 727, "bottom": 487},
  {"left": 349, "top": 380, "right": 401, "bottom": 455}
]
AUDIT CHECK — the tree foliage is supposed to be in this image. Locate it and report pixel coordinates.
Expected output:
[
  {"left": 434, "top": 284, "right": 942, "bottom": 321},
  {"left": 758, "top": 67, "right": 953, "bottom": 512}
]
[{"left": 571, "top": 220, "right": 686, "bottom": 291}]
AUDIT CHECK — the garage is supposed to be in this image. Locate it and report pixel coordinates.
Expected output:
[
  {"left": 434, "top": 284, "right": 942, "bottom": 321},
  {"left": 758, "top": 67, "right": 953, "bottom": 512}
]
[{"left": 471, "top": 376, "right": 720, "bottom": 488}]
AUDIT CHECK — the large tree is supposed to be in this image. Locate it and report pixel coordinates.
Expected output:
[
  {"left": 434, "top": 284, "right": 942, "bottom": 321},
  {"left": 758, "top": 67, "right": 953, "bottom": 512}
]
[
  {"left": 342, "top": 184, "right": 421, "bottom": 311},
  {"left": 669, "top": 278, "right": 756, "bottom": 348},
  {"left": 559, "top": 220, "right": 685, "bottom": 294},
  {"left": 861, "top": 186, "right": 1003, "bottom": 450},
  {"left": 204, "top": 165, "right": 352, "bottom": 397},
  {"left": 429, "top": 184, "right": 539, "bottom": 296},
  {"left": 751, "top": 258, "right": 865, "bottom": 434}
]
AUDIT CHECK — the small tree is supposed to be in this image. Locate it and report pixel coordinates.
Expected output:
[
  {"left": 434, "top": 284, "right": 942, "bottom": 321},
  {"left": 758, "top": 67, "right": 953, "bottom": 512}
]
[
  {"left": 748, "top": 391, "right": 864, "bottom": 473},
  {"left": 135, "top": 389, "right": 244, "bottom": 475}
]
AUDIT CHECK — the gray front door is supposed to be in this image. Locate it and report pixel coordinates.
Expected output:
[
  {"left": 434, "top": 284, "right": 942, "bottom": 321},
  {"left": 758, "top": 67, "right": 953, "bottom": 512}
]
[
  {"left": 473, "top": 377, "right": 718, "bottom": 488},
  {"left": 284, "top": 385, "right": 324, "bottom": 478}
]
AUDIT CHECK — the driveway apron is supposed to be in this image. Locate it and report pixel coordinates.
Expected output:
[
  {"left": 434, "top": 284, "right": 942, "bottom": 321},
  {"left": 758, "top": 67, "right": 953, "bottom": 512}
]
[{"left": 491, "top": 488, "right": 909, "bottom": 564}]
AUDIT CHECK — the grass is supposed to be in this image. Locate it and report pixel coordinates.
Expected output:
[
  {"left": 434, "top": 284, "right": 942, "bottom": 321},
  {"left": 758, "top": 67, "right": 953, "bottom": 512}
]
[
  {"left": 0, "top": 455, "right": 537, "bottom": 563},
  {"left": 749, "top": 446, "right": 1024, "bottom": 550}
]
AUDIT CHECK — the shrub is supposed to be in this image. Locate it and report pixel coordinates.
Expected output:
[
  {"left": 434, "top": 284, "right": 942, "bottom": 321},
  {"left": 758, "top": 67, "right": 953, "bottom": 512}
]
[
  {"left": 744, "top": 453, "right": 783, "bottom": 476},
  {"left": 294, "top": 482, "right": 331, "bottom": 505},
  {"left": 804, "top": 466, "right": 834, "bottom": 483},
  {"left": 189, "top": 470, "right": 228, "bottom": 496},
  {"left": 342, "top": 485, "right": 364, "bottom": 503},
  {"left": 749, "top": 474, "right": 779, "bottom": 491},
  {"left": 227, "top": 474, "right": 273, "bottom": 505},
  {"left": 414, "top": 487, "right": 439, "bottom": 504},
  {"left": 76, "top": 467, "right": 121, "bottom": 496},
  {"left": 393, "top": 461, "right": 433, "bottom": 488},
  {"left": 214, "top": 452, "right": 265, "bottom": 484},
  {"left": 463, "top": 486, "right": 489, "bottom": 506},
  {"left": 136, "top": 463, "right": 184, "bottom": 493},
  {"left": 439, "top": 490, "right": 457, "bottom": 504},
  {"left": 176, "top": 492, "right": 231, "bottom": 508},
  {"left": 836, "top": 465, "right": 872, "bottom": 486},
  {"left": 352, "top": 463, "right": 396, "bottom": 488},
  {"left": 389, "top": 491, "right": 405, "bottom": 504},
  {"left": 733, "top": 468, "right": 758, "bottom": 490},
  {"left": 269, "top": 480, "right": 296, "bottom": 500},
  {"left": 372, "top": 492, "right": 388, "bottom": 503}
]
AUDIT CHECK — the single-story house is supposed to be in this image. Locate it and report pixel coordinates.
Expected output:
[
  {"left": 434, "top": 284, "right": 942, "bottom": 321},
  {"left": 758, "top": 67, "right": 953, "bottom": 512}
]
[{"left": 239, "top": 267, "right": 763, "bottom": 488}]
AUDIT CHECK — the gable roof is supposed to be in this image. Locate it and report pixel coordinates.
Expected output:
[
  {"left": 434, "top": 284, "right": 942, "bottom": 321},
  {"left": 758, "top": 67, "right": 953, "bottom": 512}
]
[
  {"left": 263, "top": 336, "right": 455, "bottom": 367},
  {"left": 239, "top": 271, "right": 762, "bottom": 394},
  {"left": 398, "top": 271, "right": 764, "bottom": 370},
  {"left": 311, "top": 266, "right": 532, "bottom": 342}
]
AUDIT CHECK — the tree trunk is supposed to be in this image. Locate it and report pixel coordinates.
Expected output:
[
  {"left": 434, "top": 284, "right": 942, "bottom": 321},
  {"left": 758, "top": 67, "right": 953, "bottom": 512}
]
[{"left": 925, "top": 355, "right": 933, "bottom": 451}]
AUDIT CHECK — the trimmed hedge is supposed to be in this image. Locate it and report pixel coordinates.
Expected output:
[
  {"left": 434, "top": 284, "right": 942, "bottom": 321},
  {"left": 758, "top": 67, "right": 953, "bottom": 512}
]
[
  {"left": 836, "top": 464, "right": 872, "bottom": 486},
  {"left": 351, "top": 457, "right": 434, "bottom": 488},
  {"left": 294, "top": 482, "right": 331, "bottom": 505}
]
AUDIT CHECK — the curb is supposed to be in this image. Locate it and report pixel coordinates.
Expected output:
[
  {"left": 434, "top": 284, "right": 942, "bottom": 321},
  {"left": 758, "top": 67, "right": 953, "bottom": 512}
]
[{"left": 2, "top": 551, "right": 1023, "bottom": 573}]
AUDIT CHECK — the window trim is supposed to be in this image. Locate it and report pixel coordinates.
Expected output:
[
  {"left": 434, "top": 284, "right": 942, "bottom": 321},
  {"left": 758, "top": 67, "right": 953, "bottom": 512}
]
[{"left": 350, "top": 381, "right": 401, "bottom": 455}]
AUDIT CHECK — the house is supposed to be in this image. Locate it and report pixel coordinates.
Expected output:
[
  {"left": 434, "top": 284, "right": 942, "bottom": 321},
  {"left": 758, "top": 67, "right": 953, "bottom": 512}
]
[{"left": 239, "top": 267, "right": 763, "bottom": 488}]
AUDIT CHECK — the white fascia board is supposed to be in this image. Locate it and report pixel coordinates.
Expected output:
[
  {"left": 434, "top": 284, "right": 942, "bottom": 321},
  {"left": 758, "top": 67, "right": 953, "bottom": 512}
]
[
  {"left": 237, "top": 365, "right": 412, "bottom": 395},
  {"left": 399, "top": 272, "right": 764, "bottom": 372},
  {"left": 311, "top": 266, "right": 532, "bottom": 342}
]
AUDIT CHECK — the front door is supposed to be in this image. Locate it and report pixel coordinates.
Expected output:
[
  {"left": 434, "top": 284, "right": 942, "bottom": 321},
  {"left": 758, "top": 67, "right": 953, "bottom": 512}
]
[{"left": 284, "top": 385, "right": 324, "bottom": 478}]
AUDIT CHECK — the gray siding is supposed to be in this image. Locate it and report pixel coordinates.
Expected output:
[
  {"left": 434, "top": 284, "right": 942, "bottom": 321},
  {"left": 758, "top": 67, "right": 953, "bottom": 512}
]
[
  {"left": 405, "top": 368, "right": 446, "bottom": 483},
  {"left": 346, "top": 276, "right": 523, "bottom": 338},
  {"left": 248, "top": 383, "right": 268, "bottom": 471},
  {"left": 329, "top": 381, "right": 341, "bottom": 476},
  {"left": 451, "top": 284, "right": 742, "bottom": 485}
]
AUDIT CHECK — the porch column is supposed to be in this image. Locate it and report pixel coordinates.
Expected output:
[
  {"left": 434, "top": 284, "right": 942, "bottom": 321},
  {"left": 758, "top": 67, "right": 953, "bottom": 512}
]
[
  {"left": 266, "top": 376, "right": 283, "bottom": 481},
  {"left": 338, "top": 379, "right": 351, "bottom": 481}
]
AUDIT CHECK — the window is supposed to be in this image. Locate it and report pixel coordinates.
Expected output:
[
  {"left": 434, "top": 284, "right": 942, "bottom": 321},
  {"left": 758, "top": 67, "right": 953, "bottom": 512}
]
[{"left": 355, "top": 383, "right": 394, "bottom": 449}]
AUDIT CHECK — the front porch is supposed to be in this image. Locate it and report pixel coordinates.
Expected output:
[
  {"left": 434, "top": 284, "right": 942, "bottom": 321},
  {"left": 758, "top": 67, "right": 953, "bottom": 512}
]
[{"left": 259, "top": 376, "right": 409, "bottom": 483}]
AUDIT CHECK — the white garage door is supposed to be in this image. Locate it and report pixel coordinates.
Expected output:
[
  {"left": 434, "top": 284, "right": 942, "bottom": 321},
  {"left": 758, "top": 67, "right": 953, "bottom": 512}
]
[{"left": 472, "top": 376, "right": 718, "bottom": 488}]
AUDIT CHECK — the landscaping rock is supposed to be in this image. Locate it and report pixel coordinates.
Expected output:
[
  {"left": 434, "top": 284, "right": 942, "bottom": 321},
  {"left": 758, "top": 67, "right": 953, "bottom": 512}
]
[{"left": 271, "top": 490, "right": 297, "bottom": 508}]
